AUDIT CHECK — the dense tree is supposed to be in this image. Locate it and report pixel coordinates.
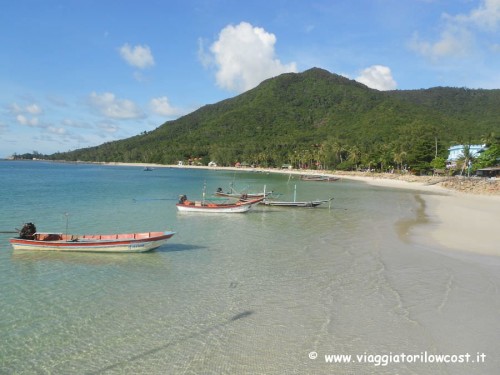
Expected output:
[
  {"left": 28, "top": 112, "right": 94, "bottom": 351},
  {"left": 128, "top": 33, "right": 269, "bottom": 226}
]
[{"left": 46, "top": 68, "right": 500, "bottom": 174}]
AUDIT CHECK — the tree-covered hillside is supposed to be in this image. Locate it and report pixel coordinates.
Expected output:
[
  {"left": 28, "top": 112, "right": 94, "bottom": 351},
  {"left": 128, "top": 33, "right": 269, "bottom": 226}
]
[{"left": 49, "top": 68, "right": 500, "bottom": 173}]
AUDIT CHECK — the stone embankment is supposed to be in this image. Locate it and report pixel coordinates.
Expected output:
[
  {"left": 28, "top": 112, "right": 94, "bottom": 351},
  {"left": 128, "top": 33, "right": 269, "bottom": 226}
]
[
  {"left": 438, "top": 177, "right": 499, "bottom": 195},
  {"left": 333, "top": 171, "right": 499, "bottom": 196}
]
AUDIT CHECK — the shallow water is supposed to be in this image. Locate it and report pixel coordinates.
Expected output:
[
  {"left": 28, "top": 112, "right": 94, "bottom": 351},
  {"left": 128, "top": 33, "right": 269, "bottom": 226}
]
[{"left": 1, "top": 161, "right": 499, "bottom": 374}]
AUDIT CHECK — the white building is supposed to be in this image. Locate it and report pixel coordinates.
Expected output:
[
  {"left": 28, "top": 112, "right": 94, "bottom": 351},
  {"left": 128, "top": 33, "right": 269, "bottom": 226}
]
[{"left": 447, "top": 144, "right": 485, "bottom": 162}]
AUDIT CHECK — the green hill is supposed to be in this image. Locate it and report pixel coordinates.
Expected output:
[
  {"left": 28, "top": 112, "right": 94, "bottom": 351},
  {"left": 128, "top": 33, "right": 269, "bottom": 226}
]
[{"left": 49, "top": 68, "right": 500, "bottom": 173}]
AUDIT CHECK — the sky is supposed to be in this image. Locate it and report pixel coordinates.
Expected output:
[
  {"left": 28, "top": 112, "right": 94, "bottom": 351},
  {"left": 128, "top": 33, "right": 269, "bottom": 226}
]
[{"left": 1, "top": 0, "right": 500, "bottom": 157}]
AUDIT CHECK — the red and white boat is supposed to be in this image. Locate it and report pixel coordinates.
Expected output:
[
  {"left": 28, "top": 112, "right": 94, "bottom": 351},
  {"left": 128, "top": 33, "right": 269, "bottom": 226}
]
[
  {"left": 9, "top": 223, "right": 175, "bottom": 253},
  {"left": 176, "top": 195, "right": 263, "bottom": 213}
]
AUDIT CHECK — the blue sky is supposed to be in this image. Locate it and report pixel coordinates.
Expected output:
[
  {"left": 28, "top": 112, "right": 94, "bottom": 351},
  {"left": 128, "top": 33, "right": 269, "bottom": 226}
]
[{"left": 1, "top": 0, "right": 500, "bottom": 157}]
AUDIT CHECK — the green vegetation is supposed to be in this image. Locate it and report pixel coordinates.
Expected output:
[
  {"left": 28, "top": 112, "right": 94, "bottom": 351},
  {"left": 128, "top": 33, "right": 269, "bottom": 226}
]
[
  {"left": 48, "top": 68, "right": 500, "bottom": 174},
  {"left": 12, "top": 151, "right": 45, "bottom": 160}
]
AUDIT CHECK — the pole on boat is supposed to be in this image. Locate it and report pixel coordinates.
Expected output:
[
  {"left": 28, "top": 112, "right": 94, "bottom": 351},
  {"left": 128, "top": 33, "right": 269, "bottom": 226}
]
[
  {"left": 202, "top": 181, "right": 206, "bottom": 205},
  {"left": 64, "top": 212, "right": 70, "bottom": 240},
  {"left": 293, "top": 184, "right": 297, "bottom": 203}
]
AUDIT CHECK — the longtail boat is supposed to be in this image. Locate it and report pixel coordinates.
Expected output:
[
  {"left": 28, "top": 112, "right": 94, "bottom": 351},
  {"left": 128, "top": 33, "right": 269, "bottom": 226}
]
[
  {"left": 176, "top": 195, "right": 263, "bottom": 213},
  {"left": 9, "top": 223, "right": 175, "bottom": 253},
  {"left": 261, "top": 184, "right": 333, "bottom": 208},
  {"left": 300, "top": 175, "right": 339, "bottom": 182},
  {"left": 214, "top": 186, "right": 271, "bottom": 199}
]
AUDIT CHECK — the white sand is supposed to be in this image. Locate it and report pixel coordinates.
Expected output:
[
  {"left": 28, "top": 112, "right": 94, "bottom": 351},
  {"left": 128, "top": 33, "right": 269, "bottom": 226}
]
[
  {"left": 418, "top": 193, "right": 500, "bottom": 256},
  {"left": 328, "top": 172, "right": 500, "bottom": 256}
]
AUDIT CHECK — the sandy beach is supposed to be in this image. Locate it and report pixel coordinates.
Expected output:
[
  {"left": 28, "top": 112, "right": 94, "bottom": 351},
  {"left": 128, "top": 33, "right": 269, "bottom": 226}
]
[
  {"left": 319, "top": 171, "right": 500, "bottom": 257},
  {"left": 417, "top": 193, "right": 500, "bottom": 256},
  {"left": 327, "top": 172, "right": 500, "bottom": 256},
  {"left": 102, "top": 162, "right": 500, "bottom": 257}
]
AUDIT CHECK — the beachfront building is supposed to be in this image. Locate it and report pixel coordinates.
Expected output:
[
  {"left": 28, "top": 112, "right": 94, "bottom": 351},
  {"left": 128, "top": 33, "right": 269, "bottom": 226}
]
[
  {"left": 446, "top": 144, "right": 485, "bottom": 168},
  {"left": 447, "top": 144, "right": 485, "bottom": 161}
]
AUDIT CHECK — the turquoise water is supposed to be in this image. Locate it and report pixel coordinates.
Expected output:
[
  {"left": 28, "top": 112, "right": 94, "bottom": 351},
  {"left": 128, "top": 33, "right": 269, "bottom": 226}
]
[{"left": 1, "top": 161, "right": 500, "bottom": 374}]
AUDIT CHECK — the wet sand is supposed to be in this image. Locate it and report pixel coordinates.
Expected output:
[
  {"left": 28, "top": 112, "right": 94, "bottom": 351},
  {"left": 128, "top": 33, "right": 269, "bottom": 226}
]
[{"left": 337, "top": 172, "right": 500, "bottom": 256}]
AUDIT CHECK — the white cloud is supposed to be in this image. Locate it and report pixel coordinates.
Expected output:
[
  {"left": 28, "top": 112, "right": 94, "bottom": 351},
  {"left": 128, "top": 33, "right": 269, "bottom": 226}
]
[
  {"left": 119, "top": 43, "right": 155, "bottom": 69},
  {"left": 16, "top": 114, "right": 39, "bottom": 127},
  {"left": 98, "top": 122, "right": 120, "bottom": 134},
  {"left": 26, "top": 104, "right": 43, "bottom": 115},
  {"left": 47, "top": 126, "right": 66, "bottom": 135},
  {"left": 207, "top": 22, "right": 297, "bottom": 93},
  {"left": 8, "top": 102, "right": 43, "bottom": 128},
  {"left": 150, "top": 96, "right": 180, "bottom": 117},
  {"left": 355, "top": 65, "right": 397, "bottom": 91},
  {"left": 411, "top": 0, "right": 500, "bottom": 60},
  {"left": 9, "top": 102, "right": 43, "bottom": 115},
  {"left": 410, "top": 27, "right": 473, "bottom": 60},
  {"left": 452, "top": 0, "right": 500, "bottom": 30},
  {"left": 197, "top": 38, "right": 212, "bottom": 68},
  {"left": 88, "top": 92, "right": 145, "bottom": 119}
]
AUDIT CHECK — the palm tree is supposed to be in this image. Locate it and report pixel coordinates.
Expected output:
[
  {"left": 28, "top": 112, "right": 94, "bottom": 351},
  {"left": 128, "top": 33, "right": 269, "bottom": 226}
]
[
  {"left": 459, "top": 145, "right": 474, "bottom": 177},
  {"left": 393, "top": 150, "right": 407, "bottom": 172},
  {"left": 347, "top": 145, "right": 361, "bottom": 170}
]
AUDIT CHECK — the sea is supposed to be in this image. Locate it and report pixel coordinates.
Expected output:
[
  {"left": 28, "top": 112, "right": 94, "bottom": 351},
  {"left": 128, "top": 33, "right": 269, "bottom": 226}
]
[{"left": 1, "top": 160, "right": 499, "bottom": 374}]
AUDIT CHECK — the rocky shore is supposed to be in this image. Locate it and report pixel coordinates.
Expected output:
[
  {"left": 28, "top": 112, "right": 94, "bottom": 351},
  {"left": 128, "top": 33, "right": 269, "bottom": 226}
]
[{"left": 332, "top": 171, "right": 499, "bottom": 196}]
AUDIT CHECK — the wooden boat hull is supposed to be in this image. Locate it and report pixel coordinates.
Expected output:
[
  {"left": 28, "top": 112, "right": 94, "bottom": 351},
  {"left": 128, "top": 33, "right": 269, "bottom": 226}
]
[
  {"left": 176, "top": 197, "right": 263, "bottom": 213},
  {"left": 214, "top": 192, "right": 270, "bottom": 198},
  {"left": 9, "top": 231, "right": 175, "bottom": 253},
  {"left": 300, "top": 175, "right": 339, "bottom": 182},
  {"left": 262, "top": 200, "right": 327, "bottom": 207},
  {"left": 261, "top": 184, "right": 333, "bottom": 207},
  {"left": 176, "top": 204, "right": 252, "bottom": 213}
]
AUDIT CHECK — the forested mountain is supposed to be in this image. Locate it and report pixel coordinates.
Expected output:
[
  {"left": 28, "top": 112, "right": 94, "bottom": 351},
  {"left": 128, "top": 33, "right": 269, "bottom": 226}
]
[{"left": 49, "top": 68, "right": 500, "bottom": 173}]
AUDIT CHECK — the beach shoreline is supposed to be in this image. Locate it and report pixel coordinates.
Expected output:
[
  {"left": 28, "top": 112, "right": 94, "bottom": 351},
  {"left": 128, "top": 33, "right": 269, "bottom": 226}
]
[
  {"left": 207, "top": 164, "right": 500, "bottom": 257},
  {"left": 27, "top": 160, "right": 500, "bottom": 257},
  {"left": 101, "top": 160, "right": 498, "bottom": 195},
  {"left": 99, "top": 161, "right": 500, "bottom": 257}
]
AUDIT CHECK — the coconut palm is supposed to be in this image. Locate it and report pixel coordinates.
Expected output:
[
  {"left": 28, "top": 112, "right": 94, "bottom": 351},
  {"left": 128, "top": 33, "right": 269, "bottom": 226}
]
[
  {"left": 347, "top": 145, "right": 361, "bottom": 170},
  {"left": 393, "top": 150, "right": 407, "bottom": 172},
  {"left": 458, "top": 145, "right": 475, "bottom": 177}
]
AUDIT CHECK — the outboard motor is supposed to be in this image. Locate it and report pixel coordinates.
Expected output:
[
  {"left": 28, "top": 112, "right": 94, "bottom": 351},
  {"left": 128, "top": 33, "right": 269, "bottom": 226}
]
[{"left": 19, "top": 223, "right": 37, "bottom": 239}]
